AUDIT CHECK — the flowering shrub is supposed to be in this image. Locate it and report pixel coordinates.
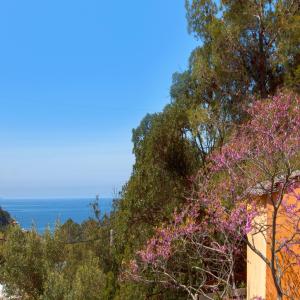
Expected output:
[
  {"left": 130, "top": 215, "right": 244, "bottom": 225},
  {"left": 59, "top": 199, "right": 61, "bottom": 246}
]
[{"left": 124, "top": 92, "right": 300, "bottom": 300}]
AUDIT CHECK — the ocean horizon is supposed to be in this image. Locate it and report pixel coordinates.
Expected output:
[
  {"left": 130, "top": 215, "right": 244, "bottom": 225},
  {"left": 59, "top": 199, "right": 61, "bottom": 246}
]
[{"left": 0, "top": 197, "right": 113, "bottom": 233}]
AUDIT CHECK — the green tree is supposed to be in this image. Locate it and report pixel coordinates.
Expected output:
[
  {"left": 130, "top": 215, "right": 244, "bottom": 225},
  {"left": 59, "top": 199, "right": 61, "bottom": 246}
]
[
  {"left": 0, "top": 207, "right": 12, "bottom": 230},
  {"left": 0, "top": 226, "right": 45, "bottom": 299},
  {"left": 41, "top": 271, "right": 70, "bottom": 300},
  {"left": 186, "top": 0, "right": 300, "bottom": 98},
  {"left": 111, "top": 108, "right": 200, "bottom": 256},
  {"left": 67, "top": 256, "right": 105, "bottom": 300}
]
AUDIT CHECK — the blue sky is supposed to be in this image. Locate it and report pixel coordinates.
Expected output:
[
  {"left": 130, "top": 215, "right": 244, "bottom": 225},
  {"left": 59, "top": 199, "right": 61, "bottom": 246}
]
[{"left": 0, "top": 1, "right": 197, "bottom": 198}]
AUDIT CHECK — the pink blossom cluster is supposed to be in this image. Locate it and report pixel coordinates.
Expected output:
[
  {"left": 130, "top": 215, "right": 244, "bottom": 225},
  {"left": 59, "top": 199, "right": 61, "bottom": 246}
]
[
  {"left": 138, "top": 188, "right": 250, "bottom": 265},
  {"left": 213, "top": 92, "right": 300, "bottom": 172},
  {"left": 138, "top": 214, "right": 200, "bottom": 264}
]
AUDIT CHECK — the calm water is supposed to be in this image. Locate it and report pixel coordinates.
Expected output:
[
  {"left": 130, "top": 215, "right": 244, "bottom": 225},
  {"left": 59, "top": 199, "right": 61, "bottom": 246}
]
[{"left": 0, "top": 198, "right": 113, "bottom": 233}]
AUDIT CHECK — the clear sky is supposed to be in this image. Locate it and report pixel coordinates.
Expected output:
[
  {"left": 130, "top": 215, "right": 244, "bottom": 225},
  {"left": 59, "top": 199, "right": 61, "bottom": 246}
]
[{"left": 0, "top": 1, "right": 197, "bottom": 198}]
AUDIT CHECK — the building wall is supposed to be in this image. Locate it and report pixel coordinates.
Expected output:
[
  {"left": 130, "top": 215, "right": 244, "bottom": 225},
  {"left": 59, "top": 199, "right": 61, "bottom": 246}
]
[
  {"left": 247, "top": 203, "right": 267, "bottom": 300},
  {"left": 247, "top": 188, "right": 300, "bottom": 300},
  {"left": 265, "top": 188, "right": 300, "bottom": 300}
]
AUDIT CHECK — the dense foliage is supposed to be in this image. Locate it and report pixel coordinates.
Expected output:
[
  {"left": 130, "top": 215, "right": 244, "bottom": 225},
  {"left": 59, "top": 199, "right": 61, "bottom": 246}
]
[
  {"left": 0, "top": 207, "right": 12, "bottom": 230},
  {"left": 0, "top": 218, "right": 115, "bottom": 300},
  {"left": 0, "top": 1, "right": 299, "bottom": 299}
]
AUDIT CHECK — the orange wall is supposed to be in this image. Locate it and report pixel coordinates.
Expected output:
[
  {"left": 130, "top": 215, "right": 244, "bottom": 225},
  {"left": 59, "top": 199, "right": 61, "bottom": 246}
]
[
  {"left": 265, "top": 188, "right": 300, "bottom": 299},
  {"left": 247, "top": 199, "right": 267, "bottom": 300}
]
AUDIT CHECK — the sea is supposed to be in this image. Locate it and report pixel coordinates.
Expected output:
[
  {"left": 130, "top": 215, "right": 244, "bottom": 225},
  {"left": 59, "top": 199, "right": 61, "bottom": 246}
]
[{"left": 0, "top": 197, "right": 113, "bottom": 233}]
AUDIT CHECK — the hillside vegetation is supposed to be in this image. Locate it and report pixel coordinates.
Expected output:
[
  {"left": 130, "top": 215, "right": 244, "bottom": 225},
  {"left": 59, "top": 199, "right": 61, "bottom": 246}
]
[{"left": 0, "top": 1, "right": 299, "bottom": 299}]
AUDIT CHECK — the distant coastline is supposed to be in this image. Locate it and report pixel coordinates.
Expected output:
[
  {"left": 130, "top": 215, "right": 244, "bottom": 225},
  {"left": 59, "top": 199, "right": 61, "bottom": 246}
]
[{"left": 0, "top": 197, "right": 113, "bottom": 233}]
